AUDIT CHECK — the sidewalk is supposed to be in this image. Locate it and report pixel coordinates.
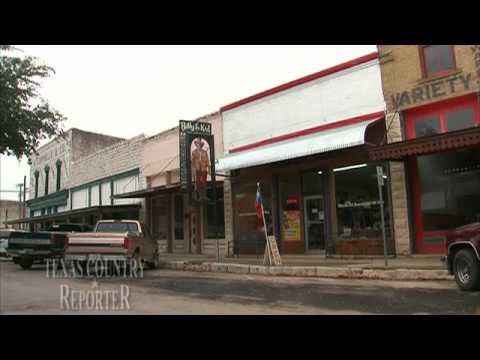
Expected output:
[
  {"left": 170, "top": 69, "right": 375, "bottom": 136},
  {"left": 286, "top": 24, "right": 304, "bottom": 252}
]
[{"left": 158, "top": 253, "right": 453, "bottom": 281}]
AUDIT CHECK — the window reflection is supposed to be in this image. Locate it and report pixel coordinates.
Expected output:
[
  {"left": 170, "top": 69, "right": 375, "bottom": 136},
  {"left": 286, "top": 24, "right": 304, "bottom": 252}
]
[{"left": 418, "top": 148, "right": 480, "bottom": 231}]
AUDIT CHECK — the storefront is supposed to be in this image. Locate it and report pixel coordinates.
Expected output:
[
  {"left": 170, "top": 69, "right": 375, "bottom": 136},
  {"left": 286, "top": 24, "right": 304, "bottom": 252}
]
[
  {"left": 218, "top": 51, "right": 395, "bottom": 255},
  {"left": 130, "top": 111, "right": 227, "bottom": 256},
  {"left": 219, "top": 115, "right": 395, "bottom": 256},
  {"left": 370, "top": 94, "right": 480, "bottom": 254},
  {"left": 114, "top": 182, "right": 225, "bottom": 255}
]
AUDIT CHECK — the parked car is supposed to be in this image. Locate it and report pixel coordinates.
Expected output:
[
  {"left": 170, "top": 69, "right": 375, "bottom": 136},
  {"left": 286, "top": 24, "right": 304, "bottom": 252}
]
[
  {"left": 64, "top": 219, "right": 159, "bottom": 270},
  {"left": 0, "top": 229, "right": 26, "bottom": 258},
  {"left": 7, "top": 223, "right": 92, "bottom": 269},
  {"left": 446, "top": 222, "right": 480, "bottom": 291}
]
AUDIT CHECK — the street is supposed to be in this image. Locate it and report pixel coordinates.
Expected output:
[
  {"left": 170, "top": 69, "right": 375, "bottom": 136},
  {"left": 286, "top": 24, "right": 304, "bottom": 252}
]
[{"left": 1, "top": 260, "right": 479, "bottom": 315}]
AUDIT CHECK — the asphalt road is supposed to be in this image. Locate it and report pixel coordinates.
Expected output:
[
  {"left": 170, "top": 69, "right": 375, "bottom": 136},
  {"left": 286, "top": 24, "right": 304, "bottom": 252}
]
[{"left": 1, "top": 259, "right": 479, "bottom": 315}]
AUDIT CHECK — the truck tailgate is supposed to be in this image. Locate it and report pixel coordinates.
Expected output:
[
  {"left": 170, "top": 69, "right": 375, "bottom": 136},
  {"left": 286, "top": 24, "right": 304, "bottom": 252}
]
[
  {"left": 8, "top": 232, "right": 66, "bottom": 252},
  {"left": 66, "top": 232, "right": 128, "bottom": 255}
]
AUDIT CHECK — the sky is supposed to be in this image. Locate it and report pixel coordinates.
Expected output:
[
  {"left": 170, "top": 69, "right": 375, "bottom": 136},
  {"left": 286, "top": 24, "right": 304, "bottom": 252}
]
[{"left": 0, "top": 45, "right": 377, "bottom": 201}]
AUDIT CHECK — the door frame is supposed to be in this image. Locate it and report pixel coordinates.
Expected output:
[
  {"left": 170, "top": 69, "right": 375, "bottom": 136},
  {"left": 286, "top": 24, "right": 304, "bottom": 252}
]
[{"left": 303, "top": 194, "right": 325, "bottom": 253}]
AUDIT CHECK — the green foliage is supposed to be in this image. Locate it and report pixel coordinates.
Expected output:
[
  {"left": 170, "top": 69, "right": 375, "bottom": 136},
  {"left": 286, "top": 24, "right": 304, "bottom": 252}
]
[{"left": 0, "top": 45, "right": 66, "bottom": 160}]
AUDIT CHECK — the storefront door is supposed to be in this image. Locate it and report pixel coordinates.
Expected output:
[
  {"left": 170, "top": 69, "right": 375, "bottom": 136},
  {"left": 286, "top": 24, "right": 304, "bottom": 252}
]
[{"left": 304, "top": 195, "right": 325, "bottom": 251}]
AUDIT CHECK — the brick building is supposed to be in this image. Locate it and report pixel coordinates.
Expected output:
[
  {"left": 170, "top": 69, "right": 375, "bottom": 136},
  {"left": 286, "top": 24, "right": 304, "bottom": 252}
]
[
  {"left": 0, "top": 200, "right": 21, "bottom": 229},
  {"left": 369, "top": 45, "right": 480, "bottom": 254},
  {"left": 9, "top": 128, "right": 145, "bottom": 230}
]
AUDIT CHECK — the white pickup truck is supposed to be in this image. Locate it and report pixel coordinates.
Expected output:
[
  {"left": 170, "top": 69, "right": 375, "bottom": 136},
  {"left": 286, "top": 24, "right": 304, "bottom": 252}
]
[{"left": 64, "top": 220, "right": 159, "bottom": 270}]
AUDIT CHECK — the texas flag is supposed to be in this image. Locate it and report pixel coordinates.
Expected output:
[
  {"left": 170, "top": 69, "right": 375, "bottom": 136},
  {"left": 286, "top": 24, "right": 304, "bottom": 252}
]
[{"left": 255, "top": 183, "right": 264, "bottom": 229}]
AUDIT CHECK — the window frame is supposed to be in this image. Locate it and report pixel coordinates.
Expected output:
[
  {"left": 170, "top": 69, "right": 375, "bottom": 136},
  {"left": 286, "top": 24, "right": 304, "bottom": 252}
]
[
  {"left": 56, "top": 159, "right": 62, "bottom": 192},
  {"left": 203, "top": 184, "right": 225, "bottom": 239},
  {"left": 419, "top": 45, "right": 457, "bottom": 79},
  {"left": 34, "top": 170, "right": 39, "bottom": 198},
  {"left": 44, "top": 165, "right": 50, "bottom": 196},
  {"left": 406, "top": 94, "right": 480, "bottom": 140}
]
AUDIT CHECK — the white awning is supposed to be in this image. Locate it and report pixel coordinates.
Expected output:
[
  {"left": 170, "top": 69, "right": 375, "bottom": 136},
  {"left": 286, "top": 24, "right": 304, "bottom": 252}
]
[{"left": 216, "top": 118, "right": 382, "bottom": 172}]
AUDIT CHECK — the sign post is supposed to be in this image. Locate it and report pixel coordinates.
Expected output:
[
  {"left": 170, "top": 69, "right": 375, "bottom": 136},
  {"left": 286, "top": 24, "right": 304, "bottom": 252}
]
[
  {"left": 376, "top": 166, "right": 388, "bottom": 267},
  {"left": 179, "top": 120, "right": 217, "bottom": 258}
]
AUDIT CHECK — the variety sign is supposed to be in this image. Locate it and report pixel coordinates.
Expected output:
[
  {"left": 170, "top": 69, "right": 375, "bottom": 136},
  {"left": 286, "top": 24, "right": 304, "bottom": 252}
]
[{"left": 391, "top": 72, "right": 473, "bottom": 109}]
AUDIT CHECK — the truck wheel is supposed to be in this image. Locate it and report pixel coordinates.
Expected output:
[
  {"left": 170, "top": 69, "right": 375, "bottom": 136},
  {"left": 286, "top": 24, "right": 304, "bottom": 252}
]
[
  {"left": 453, "top": 249, "right": 480, "bottom": 291},
  {"left": 19, "top": 258, "right": 33, "bottom": 270},
  {"left": 149, "top": 251, "right": 160, "bottom": 269}
]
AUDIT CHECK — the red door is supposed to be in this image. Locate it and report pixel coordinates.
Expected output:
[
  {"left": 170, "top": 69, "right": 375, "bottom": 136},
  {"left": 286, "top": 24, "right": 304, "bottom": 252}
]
[{"left": 409, "top": 156, "right": 446, "bottom": 254}]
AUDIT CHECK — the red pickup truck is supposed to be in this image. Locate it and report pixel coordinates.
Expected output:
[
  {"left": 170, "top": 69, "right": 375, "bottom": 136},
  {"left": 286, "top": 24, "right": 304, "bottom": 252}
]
[{"left": 446, "top": 222, "right": 480, "bottom": 291}]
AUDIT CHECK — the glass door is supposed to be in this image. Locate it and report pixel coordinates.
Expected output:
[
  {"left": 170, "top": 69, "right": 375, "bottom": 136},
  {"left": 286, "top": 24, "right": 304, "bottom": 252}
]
[{"left": 304, "top": 195, "right": 325, "bottom": 251}]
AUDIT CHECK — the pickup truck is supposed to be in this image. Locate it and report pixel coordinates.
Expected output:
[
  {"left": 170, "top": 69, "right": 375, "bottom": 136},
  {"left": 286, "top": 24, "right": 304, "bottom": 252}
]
[
  {"left": 446, "top": 222, "right": 480, "bottom": 291},
  {"left": 64, "top": 220, "right": 159, "bottom": 271},
  {"left": 0, "top": 229, "right": 24, "bottom": 258},
  {"left": 7, "top": 224, "right": 92, "bottom": 269}
]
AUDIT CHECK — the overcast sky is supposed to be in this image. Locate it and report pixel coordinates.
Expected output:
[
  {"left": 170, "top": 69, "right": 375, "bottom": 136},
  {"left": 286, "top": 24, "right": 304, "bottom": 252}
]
[{"left": 0, "top": 45, "right": 377, "bottom": 201}]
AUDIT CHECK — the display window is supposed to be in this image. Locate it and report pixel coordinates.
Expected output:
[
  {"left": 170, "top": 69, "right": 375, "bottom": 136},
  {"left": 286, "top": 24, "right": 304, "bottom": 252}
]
[
  {"left": 410, "top": 147, "right": 480, "bottom": 253},
  {"left": 232, "top": 180, "right": 272, "bottom": 254},
  {"left": 334, "top": 163, "right": 391, "bottom": 242}
]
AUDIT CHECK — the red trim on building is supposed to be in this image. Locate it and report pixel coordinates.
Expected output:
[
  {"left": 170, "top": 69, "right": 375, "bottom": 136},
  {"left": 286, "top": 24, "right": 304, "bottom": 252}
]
[
  {"left": 405, "top": 93, "right": 480, "bottom": 139},
  {"left": 407, "top": 94, "right": 480, "bottom": 254},
  {"left": 220, "top": 52, "right": 379, "bottom": 113},
  {"left": 229, "top": 111, "right": 385, "bottom": 154}
]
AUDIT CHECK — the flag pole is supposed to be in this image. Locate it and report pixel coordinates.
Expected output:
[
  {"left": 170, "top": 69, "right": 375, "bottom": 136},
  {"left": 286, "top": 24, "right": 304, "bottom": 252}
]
[{"left": 258, "top": 182, "right": 271, "bottom": 265}]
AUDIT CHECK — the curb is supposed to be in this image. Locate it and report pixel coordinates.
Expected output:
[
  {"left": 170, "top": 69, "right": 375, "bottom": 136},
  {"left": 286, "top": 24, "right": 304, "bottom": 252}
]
[{"left": 159, "top": 261, "right": 453, "bottom": 281}]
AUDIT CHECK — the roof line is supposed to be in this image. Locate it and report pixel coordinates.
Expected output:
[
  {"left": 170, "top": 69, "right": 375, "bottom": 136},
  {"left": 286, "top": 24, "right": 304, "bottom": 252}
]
[{"left": 220, "top": 51, "right": 379, "bottom": 112}]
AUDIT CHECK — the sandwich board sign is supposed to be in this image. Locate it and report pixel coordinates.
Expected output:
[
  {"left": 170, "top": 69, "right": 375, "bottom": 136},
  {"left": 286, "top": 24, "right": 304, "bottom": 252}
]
[{"left": 264, "top": 236, "right": 282, "bottom": 266}]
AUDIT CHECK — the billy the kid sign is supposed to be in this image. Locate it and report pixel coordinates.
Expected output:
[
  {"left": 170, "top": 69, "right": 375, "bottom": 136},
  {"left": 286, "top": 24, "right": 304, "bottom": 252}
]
[
  {"left": 179, "top": 120, "right": 216, "bottom": 204},
  {"left": 391, "top": 72, "right": 473, "bottom": 109}
]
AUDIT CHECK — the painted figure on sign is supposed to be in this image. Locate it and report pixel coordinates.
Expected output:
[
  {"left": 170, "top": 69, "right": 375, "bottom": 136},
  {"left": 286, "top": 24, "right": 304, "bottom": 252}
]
[{"left": 191, "top": 138, "right": 210, "bottom": 200}]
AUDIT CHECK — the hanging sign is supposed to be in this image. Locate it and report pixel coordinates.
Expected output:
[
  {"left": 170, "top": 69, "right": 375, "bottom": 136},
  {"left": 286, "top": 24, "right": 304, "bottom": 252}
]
[{"left": 179, "top": 120, "right": 215, "bottom": 203}]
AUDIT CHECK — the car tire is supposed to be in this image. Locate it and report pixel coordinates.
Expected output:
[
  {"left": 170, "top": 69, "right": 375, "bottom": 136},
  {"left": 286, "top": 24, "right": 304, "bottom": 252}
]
[
  {"left": 149, "top": 251, "right": 160, "bottom": 269},
  {"left": 19, "top": 258, "right": 33, "bottom": 270},
  {"left": 453, "top": 249, "right": 480, "bottom": 291},
  {"left": 127, "top": 250, "right": 141, "bottom": 276}
]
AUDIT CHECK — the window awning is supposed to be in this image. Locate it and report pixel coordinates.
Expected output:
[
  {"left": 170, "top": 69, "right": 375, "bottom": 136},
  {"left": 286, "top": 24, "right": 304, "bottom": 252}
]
[
  {"left": 216, "top": 117, "right": 384, "bottom": 172},
  {"left": 6, "top": 204, "right": 141, "bottom": 225},
  {"left": 368, "top": 126, "right": 480, "bottom": 161}
]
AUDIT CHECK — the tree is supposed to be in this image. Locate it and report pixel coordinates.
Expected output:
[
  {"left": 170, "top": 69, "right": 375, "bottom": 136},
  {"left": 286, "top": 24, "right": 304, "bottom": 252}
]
[{"left": 0, "top": 45, "right": 66, "bottom": 160}]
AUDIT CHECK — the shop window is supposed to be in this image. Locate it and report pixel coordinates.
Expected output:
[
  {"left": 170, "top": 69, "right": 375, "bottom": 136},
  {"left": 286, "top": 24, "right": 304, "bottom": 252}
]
[
  {"left": 280, "top": 175, "right": 302, "bottom": 248},
  {"left": 335, "top": 163, "right": 391, "bottom": 241},
  {"left": 302, "top": 170, "right": 324, "bottom": 195},
  {"left": 417, "top": 148, "right": 480, "bottom": 231},
  {"left": 174, "top": 194, "right": 184, "bottom": 239},
  {"left": 233, "top": 181, "right": 272, "bottom": 254},
  {"left": 151, "top": 196, "right": 168, "bottom": 240},
  {"left": 420, "top": 45, "right": 455, "bottom": 77},
  {"left": 204, "top": 185, "right": 225, "bottom": 239},
  {"left": 445, "top": 108, "right": 475, "bottom": 132},
  {"left": 415, "top": 116, "right": 441, "bottom": 138}
]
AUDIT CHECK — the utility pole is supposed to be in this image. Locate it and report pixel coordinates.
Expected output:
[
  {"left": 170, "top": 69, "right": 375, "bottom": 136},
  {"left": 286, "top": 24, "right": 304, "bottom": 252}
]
[
  {"left": 17, "top": 183, "right": 24, "bottom": 221},
  {"left": 23, "top": 176, "right": 27, "bottom": 219},
  {"left": 376, "top": 166, "right": 388, "bottom": 267}
]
